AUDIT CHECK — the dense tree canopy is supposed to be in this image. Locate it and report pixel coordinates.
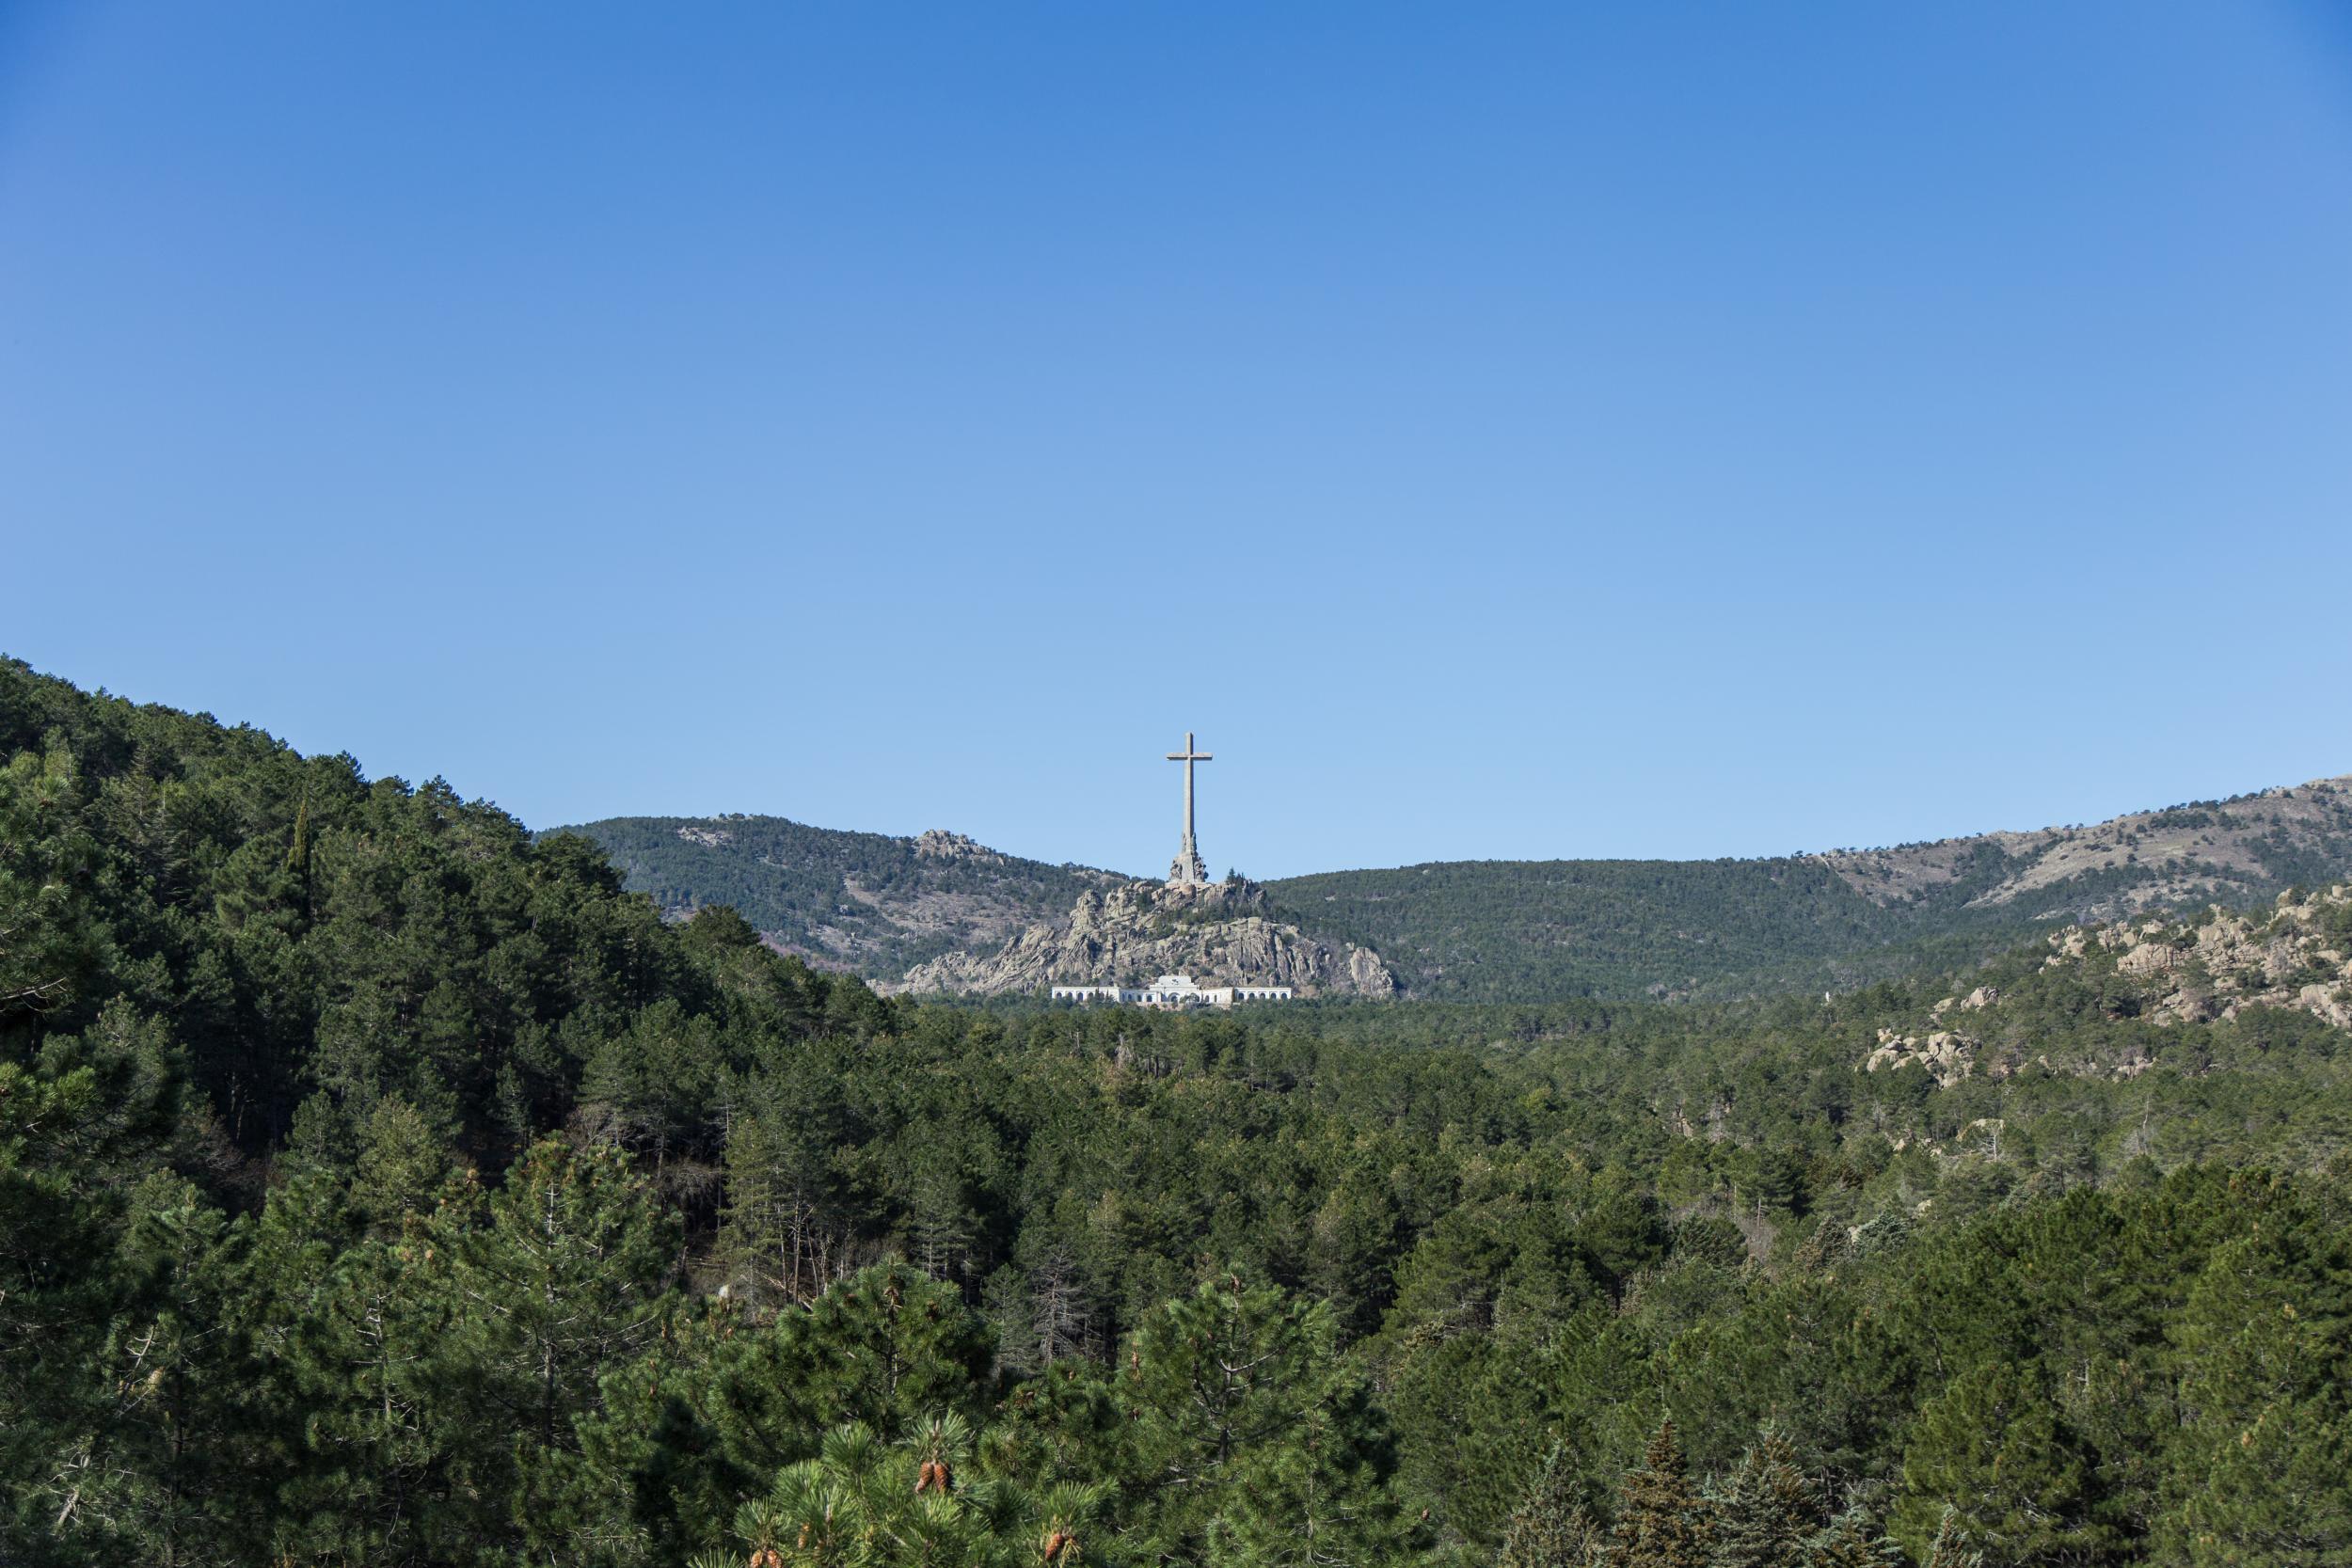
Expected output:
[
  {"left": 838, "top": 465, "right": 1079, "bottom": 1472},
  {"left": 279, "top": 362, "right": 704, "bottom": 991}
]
[{"left": 5, "top": 658, "right": 2350, "bottom": 1565}]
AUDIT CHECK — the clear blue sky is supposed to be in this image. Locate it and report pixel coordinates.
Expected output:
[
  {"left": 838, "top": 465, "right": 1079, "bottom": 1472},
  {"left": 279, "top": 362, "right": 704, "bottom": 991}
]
[{"left": 6, "top": 3, "right": 2350, "bottom": 879}]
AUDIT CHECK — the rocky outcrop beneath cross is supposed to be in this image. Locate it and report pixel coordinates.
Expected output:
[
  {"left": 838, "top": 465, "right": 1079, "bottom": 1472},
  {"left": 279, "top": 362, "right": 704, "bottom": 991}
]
[{"left": 895, "top": 876, "right": 1398, "bottom": 999}]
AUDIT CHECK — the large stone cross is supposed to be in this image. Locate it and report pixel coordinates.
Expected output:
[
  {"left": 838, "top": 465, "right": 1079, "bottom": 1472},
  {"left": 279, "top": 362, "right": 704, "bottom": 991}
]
[{"left": 1166, "top": 731, "right": 1213, "bottom": 885}]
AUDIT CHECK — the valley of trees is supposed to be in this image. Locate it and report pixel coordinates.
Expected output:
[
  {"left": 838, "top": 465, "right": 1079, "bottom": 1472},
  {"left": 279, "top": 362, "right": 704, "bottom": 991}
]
[{"left": 7, "top": 657, "right": 2351, "bottom": 1567}]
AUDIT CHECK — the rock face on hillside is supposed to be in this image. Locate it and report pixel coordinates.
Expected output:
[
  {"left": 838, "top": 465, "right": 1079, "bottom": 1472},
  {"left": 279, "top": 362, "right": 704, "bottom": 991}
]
[
  {"left": 1814, "top": 776, "right": 2352, "bottom": 923},
  {"left": 2042, "top": 884, "right": 2352, "bottom": 1030},
  {"left": 912, "top": 829, "right": 1007, "bottom": 865},
  {"left": 1864, "top": 1027, "right": 1981, "bottom": 1088},
  {"left": 895, "top": 878, "right": 1398, "bottom": 999},
  {"left": 1861, "top": 884, "right": 2352, "bottom": 1088}
]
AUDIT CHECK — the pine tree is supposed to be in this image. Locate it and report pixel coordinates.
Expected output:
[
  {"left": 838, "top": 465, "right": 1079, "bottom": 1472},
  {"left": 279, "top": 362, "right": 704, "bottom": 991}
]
[
  {"left": 1920, "top": 1508, "right": 1983, "bottom": 1568},
  {"left": 0, "top": 746, "right": 103, "bottom": 1022},
  {"left": 79, "top": 1173, "right": 257, "bottom": 1566},
  {"left": 554, "top": 1265, "right": 1000, "bottom": 1564},
  {"left": 720, "top": 1072, "right": 842, "bottom": 1309},
  {"left": 1805, "top": 1507, "right": 1907, "bottom": 1568},
  {"left": 1708, "top": 1433, "right": 1814, "bottom": 1568},
  {"left": 1126, "top": 1275, "right": 1419, "bottom": 1567},
  {"left": 2161, "top": 1218, "right": 2352, "bottom": 1567},
  {"left": 1501, "top": 1442, "right": 1607, "bottom": 1568},
  {"left": 1215, "top": 1371, "right": 1421, "bottom": 1567},
  {"left": 1614, "top": 1421, "right": 1715, "bottom": 1568},
  {"left": 1025, "top": 1241, "right": 1095, "bottom": 1368},
  {"left": 447, "top": 1139, "right": 676, "bottom": 1444},
  {"left": 1893, "top": 1360, "right": 2111, "bottom": 1564},
  {"left": 0, "top": 998, "right": 183, "bottom": 1561},
  {"left": 907, "top": 1148, "right": 981, "bottom": 1285},
  {"left": 286, "top": 788, "right": 311, "bottom": 893},
  {"left": 434, "top": 1138, "right": 678, "bottom": 1557},
  {"left": 732, "top": 1414, "right": 1109, "bottom": 1568},
  {"left": 352, "top": 1097, "right": 450, "bottom": 1232},
  {"left": 239, "top": 1171, "right": 462, "bottom": 1567}
]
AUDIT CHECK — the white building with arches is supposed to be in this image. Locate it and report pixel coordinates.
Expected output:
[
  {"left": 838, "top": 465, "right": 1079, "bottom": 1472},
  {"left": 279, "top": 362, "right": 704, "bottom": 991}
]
[{"left": 1050, "top": 973, "right": 1294, "bottom": 1009}]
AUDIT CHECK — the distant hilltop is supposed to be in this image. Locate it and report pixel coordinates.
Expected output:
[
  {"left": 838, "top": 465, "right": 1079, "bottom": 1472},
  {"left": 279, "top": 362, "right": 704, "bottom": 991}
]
[
  {"left": 554, "top": 773, "right": 2352, "bottom": 1005},
  {"left": 1809, "top": 778, "right": 2352, "bottom": 919},
  {"left": 545, "top": 813, "right": 1121, "bottom": 978}
]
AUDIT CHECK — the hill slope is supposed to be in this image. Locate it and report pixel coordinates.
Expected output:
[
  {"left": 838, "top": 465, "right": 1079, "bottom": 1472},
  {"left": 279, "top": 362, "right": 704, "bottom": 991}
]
[
  {"left": 11, "top": 656, "right": 2352, "bottom": 1563},
  {"left": 548, "top": 814, "right": 1119, "bottom": 975},
  {"left": 1266, "top": 777, "right": 2352, "bottom": 1002}
]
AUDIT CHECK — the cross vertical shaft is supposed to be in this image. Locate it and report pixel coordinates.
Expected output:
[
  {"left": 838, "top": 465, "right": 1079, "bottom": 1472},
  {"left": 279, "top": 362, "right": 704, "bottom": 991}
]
[{"left": 1166, "top": 730, "right": 1213, "bottom": 885}]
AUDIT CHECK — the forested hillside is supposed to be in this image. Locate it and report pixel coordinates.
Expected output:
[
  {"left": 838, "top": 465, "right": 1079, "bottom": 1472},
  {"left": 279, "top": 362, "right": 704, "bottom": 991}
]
[
  {"left": 7, "top": 657, "right": 2351, "bottom": 1568},
  {"left": 567, "top": 782, "right": 2352, "bottom": 1006},
  {"left": 1270, "top": 779, "right": 2352, "bottom": 1001},
  {"left": 554, "top": 813, "right": 1116, "bottom": 974},
  {"left": 1270, "top": 858, "right": 1920, "bottom": 1002}
]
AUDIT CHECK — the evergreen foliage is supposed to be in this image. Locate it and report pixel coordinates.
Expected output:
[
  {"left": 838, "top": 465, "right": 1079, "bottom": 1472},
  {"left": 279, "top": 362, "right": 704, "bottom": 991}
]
[
  {"left": 1500, "top": 1444, "right": 1606, "bottom": 1568},
  {"left": 1614, "top": 1422, "right": 1715, "bottom": 1568},
  {"left": 1708, "top": 1433, "right": 1816, "bottom": 1568},
  {"left": 5, "top": 659, "right": 2352, "bottom": 1565}
]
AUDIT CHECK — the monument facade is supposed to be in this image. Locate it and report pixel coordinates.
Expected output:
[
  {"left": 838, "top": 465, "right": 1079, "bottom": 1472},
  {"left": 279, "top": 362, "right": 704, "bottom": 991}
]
[{"left": 1051, "top": 973, "right": 1295, "bottom": 1008}]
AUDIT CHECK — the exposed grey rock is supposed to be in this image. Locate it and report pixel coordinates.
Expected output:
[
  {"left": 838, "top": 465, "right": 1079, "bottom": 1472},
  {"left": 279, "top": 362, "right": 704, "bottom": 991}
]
[
  {"left": 913, "top": 829, "right": 1007, "bottom": 865},
  {"left": 1864, "top": 1026, "right": 1976, "bottom": 1087},
  {"left": 895, "top": 877, "right": 1398, "bottom": 999},
  {"left": 2017, "top": 886, "right": 2352, "bottom": 1036}
]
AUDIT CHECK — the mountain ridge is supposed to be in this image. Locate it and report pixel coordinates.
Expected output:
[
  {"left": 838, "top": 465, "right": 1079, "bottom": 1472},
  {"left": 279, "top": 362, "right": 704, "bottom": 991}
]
[
  {"left": 544, "top": 812, "right": 1122, "bottom": 977},
  {"left": 556, "top": 772, "right": 2352, "bottom": 1004}
]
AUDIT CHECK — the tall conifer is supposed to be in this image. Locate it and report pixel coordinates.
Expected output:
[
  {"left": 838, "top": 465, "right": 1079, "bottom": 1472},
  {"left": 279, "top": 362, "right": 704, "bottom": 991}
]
[
  {"left": 1708, "top": 1432, "right": 1814, "bottom": 1568},
  {"left": 1500, "top": 1442, "right": 1607, "bottom": 1568},
  {"left": 1613, "top": 1420, "right": 1715, "bottom": 1568}
]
